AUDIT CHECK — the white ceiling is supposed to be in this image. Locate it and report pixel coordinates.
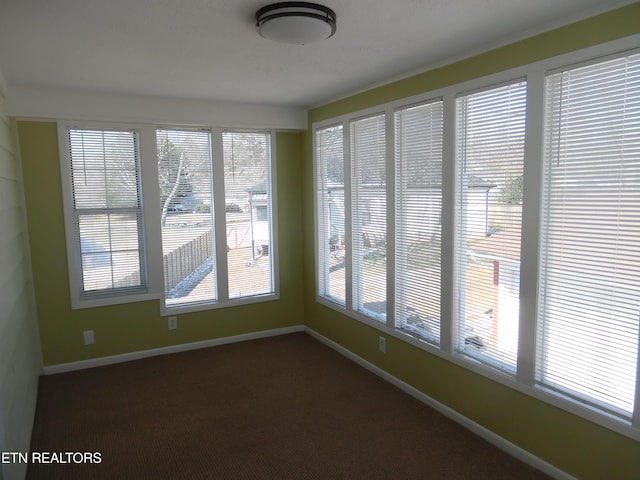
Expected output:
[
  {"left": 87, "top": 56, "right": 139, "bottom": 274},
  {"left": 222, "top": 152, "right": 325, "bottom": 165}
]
[{"left": 0, "top": 0, "right": 635, "bottom": 108}]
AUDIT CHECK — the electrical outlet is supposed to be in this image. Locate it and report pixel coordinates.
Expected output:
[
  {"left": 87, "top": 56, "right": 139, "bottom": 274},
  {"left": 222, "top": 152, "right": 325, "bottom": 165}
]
[
  {"left": 379, "top": 336, "right": 386, "bottom": 353},
  {"left": 168, "top": 316, "right": 177, "bottom": 330},
  {"left": 83, "top": 330, "right": 95, "bottom": 345}
]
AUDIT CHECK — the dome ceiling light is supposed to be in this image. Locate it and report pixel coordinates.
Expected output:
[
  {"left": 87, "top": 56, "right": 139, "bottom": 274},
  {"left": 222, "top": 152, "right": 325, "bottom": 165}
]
[{"left": 256, "top": 2, "right": 337, "bottom": 45}]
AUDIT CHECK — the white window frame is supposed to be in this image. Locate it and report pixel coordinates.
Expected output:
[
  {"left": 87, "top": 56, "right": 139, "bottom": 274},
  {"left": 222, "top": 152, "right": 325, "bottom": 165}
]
[
  {"left": 394, "top": 98, "right": 444, "bottom": 347},
  {"left": 349, "top": 112, "right": 389, "bottom": 322},
  {"left": 58, "top": 121, "right": 160, "bottom": 309},
  {"left": 58, "top": 121, "right": 279, "bottom": 313},
  {"left": 315, "top": 123, "right": 348, "bottom": 306},
  {"left": 312, "top": 34, "right": 640, "bottom": 441},
  {"left": 453, "top": 78, "right": 528, "bottom": 374},
  {"left": 535, "top": 52, "right": 640, "bottom": 420},
  {"left": 156, "top": 127, "right": 280, "bottom": 316}
]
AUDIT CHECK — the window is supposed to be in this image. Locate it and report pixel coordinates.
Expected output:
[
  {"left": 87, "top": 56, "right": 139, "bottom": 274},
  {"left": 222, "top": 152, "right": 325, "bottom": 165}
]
[
  {"left": 537, "top": 53, "right": 640, "bottom": 419},
  {"left": 456, "top": 81, "right": 526, "bottom": 370},
  {"left": 351, "top": 114, "right": 387, "bottom": 320},
  {"left": 314, "top": 42, "right": 640, "bottom": 438},
  {"left": 61, "top": 123, "right": 278, "bottom": 311},
  {"left": 61, "top": 127, "right": 147, "bottom": 306},
  {"left": 395, "top": 100, "right": 443, "bottom": 343},
  {"left": 157, "top": 128, "right": 215, "bottom": 308},
  {"left": 315, "top": 125, "right": 346, "bottom": 304},
  {"left": 223, "top": 131, "right": 275, "bottom": 299}
]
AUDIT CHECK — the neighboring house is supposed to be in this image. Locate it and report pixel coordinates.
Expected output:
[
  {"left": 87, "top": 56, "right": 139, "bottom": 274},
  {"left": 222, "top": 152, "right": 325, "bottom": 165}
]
[
  {"left": 325, "top": 174, "right": 496, "bottom": 249},
  {"left": 469, "top": 227, "right": 521, "bottom": 356},
  {"left": 247, "top": 182, "right": 271, "bottom": 257}
]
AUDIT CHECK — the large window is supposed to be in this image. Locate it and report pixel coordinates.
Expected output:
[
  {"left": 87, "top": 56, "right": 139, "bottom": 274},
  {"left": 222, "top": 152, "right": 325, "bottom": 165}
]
[
  {"left": 60, "top": 124, "right": 278, "bottom": 312},
  {"left": 61, "top": 127, "right": 146, "bottom": 306},
  {"left": 456, "top": 81, "right": 526, "bottom": 370},
  {"left": 157, "top": 129, "right": 216, "bottom": 308},
  {"left": 314, "top": 46, "right": 640, "bottom": 437},
  {"left": 223, "top": 131, "right": 275, "bottom": 299},
  {"left": 395, "top": 100, "right": 443, "bottom": 344},
  {"left": 351, "top": 114, "right": 387, "bottom": 320},
  {"left": 315, "top": 124, "right": 346, "bottom": 304},
  {"left": 537, "top": 53, "right": 640, "bottom": 418}
]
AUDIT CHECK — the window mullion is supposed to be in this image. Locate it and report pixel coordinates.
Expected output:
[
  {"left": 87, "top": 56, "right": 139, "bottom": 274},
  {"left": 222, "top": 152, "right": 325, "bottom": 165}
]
[
  {"left": 634, "top": 345, "right": 640, "bottom": 428},
  {"left": 138, "top": 125, "right": 164, "bottom": 297},
  {"left": 269, "top": 131, "right": 279, "bottom": 296},
  {"left": 517, "top": 70, "right": 545, "bottom": 386},
  {"left": 385, "top": 108, "right": 395, "bottom": 328},
  {"left": 440, "top": 93, "right": 456, "bottom": 354},
  {"left": 344, "top": 122, "right": 354, "bottom": 312},
  {"left": 313, "top": 128, "right": 326, "bottom": 298},
  {"left": 212, "top": 128, "right": 229, "bottom": 303}
]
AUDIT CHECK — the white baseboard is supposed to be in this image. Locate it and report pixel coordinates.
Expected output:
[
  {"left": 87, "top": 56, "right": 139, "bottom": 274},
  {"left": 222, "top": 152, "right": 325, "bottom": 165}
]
[
  {"left": 304, "top": 326, "right": 574, "bottom": 480},
  {"left": 43, "top": 325, "right": 304, "bottom": 375}
]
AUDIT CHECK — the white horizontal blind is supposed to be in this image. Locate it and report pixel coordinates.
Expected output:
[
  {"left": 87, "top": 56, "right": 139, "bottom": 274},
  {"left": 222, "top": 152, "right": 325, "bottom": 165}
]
[
  {"left": 157, "top": 129, "right": 216, "bottom": 307},
  {"left": 456, "top": 81, "right": 526, "bottom": 370},
  {"left": 223, "top": 132, "right": 274, "bottom": 299},
  {"left": 316, "top": 125, "right": 346, "bottom": 304},
  {"left": 395, "top": 100, "right": 443, "bottom": 343},
  {"left": 351, "top": 114, "right": 387, "bottom": 320},
  {"left": 537, "top": 53, "right": 640, "bottom": 417},
  {"left": 68, "top": 128, "right": 145, "bottom": 296}
]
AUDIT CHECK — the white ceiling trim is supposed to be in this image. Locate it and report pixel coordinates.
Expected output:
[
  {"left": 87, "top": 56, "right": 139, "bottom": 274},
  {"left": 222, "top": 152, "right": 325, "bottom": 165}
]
[{"left": 7, "top": 86, "right": 307, "bottom": 131}]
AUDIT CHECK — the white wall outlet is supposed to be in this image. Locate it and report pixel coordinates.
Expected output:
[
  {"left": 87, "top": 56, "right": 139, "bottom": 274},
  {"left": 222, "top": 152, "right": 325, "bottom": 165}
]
[
  {"left": 83, "top": 330, "right": 95, "bottom": 345},
  {"left": 168, "top": 316, "right": 177, "bottom": 330},
  {"left": 379, "top": 336, "right": 386, "bottom": 353}
]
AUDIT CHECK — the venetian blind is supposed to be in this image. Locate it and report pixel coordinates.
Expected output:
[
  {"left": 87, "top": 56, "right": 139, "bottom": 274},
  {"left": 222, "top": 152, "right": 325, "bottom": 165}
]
[
  {"left": 316, "top": 124, "right": 346, "bottom": 304},
  {"left": 223, "top": 131, "right": 274, "bottom": 299},
  {"left": 537, "top": 53, "right": 640, "bottom": 417},
  {"left": 157, "top": 128, "right": 216, "bottom": 307},
  {"left": 395, "top": 100, "right": 443, "bottom": 343},
  {"left": 455, "top": 81, "right": 527, "bottom": 370},
  {"left": 68, "top": 128, "right": 145, "bottom": 297},
  {"left": 351, "top": 114, "right": 387, "bottom": 320}
]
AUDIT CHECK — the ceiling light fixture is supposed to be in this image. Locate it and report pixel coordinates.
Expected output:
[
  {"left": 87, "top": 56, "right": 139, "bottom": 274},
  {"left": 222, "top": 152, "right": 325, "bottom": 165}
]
[{"left": 256, "top": 2, "right": 337, "bottom": 45}]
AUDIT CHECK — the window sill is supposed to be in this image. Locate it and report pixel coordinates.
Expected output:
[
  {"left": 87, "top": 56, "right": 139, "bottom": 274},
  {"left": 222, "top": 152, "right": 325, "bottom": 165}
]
[
  {"left": 160, "top": 292, "right": 280, "bottom": 316},
  {"left": 71, "top": 292, "right": 161, "bottom": 310}
]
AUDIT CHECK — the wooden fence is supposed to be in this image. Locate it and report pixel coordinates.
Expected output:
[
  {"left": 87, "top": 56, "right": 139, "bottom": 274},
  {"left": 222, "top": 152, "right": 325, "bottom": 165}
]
[{"left": 164, "top": 230, "right": 213, "bottom": 291}]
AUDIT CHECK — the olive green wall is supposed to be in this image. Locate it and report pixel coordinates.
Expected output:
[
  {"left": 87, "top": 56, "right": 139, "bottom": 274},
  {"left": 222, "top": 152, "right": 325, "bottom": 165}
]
[
  {"left": 18, "top": 121, "right": 304, "bottom": 367},
  {"left": 303, "top": 4, "right": 640, "bottom": 480}
]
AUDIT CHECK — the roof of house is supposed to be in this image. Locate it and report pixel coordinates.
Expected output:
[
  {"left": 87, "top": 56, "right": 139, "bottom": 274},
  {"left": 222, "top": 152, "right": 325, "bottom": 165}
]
[{"left": 470, "top": 228, "right": 521, "bottom": 262}]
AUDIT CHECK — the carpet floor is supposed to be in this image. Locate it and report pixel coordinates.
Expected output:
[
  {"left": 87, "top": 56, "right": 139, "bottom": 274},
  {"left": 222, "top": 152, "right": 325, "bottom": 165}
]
[{"left": 27, "top": 332, "right": 551, "bottom": 479}]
